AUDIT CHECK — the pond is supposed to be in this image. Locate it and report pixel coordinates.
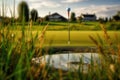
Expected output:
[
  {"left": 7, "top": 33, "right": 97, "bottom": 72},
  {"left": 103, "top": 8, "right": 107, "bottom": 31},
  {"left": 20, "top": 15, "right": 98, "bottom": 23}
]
[{"left": 32, "top": 53, "right": 117, "bottom": 73}]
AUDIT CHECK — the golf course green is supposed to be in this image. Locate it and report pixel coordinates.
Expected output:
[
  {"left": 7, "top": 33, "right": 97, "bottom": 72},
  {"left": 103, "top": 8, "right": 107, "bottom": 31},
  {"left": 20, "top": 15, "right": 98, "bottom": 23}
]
[{"left": 44, "top": 31, "right": 120, "bottom": 46}]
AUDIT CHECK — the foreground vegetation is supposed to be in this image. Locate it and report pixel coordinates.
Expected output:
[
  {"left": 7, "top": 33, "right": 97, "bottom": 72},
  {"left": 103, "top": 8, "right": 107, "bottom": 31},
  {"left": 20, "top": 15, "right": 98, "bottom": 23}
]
[
  {"left": 0, "top": 0, "right": 120, "bottom": 79},
  {"left": 0, "top": 22, "right": 120, "bottom": 80}
]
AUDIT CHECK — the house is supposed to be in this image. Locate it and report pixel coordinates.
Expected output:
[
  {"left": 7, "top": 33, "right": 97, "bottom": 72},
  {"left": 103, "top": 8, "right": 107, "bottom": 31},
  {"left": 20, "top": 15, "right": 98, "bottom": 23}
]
[
  {"left": 48, "top": 12, "right": 67, "bottom": 21},
  {"left": 81, "top": 14, "right": 96, "bottom": 21}
]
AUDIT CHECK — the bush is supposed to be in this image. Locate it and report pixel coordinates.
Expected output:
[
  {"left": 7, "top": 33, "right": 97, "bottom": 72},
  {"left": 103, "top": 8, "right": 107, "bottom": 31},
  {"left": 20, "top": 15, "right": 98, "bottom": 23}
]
[{"left": 107, "top": 22, "right": 120, "bottom": 30}]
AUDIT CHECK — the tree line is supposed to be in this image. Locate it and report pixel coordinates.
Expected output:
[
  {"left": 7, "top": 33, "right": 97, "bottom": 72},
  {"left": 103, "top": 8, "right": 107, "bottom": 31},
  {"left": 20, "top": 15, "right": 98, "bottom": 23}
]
[{"left": 18, "top": 1, "right": 38, "bottom": 22}]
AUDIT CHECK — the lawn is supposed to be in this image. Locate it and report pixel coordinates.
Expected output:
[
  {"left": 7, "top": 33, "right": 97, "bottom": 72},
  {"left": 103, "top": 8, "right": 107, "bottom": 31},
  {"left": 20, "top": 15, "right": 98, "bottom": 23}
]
[
  {"left": 7, "top": 22, "right": 81, "bottom": 31},
  {"left": 44, "top": 31, "right": 120, "bottom": 46},
  {"left": 1, "top": 21, "right": 120, "bottom": 47},
  {"left": 8, "top": 21, "right": 120, "bottom": 31},
  {"left": 8, "top": 30, "right": 120, "bottom": 46}
]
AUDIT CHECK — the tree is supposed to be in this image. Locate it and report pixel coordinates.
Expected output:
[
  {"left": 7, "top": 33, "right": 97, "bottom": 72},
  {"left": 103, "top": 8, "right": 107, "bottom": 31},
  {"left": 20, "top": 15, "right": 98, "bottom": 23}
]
[
  {"left": 105, "top": 17, "right": 108, "bottom": 22},
  {"left": 44, "top": 15, "right": 49, "bottom": 21},
  {"left": 18, "top": 1, "right": 29, "bottom": 22},
  {"left": 77, "top": 16, "right": 82, "bottom": 23},
  {"left": 113, "top": 15, "right": 120, "bottom": 21},
  {"left": 30, "top": 9, "right": 38, "bottom": 22},
  {"left": 113, "top": 11, "right": 120, "bottom": 21},
  {"left": 70, "top": 12, "right": 76, "bottom": 22},
  {"left": 109, "top": 17, "right": 112, "bottom": 22},
  {"left": 98, "top": 17, "right": 105, "bottom": 23}
]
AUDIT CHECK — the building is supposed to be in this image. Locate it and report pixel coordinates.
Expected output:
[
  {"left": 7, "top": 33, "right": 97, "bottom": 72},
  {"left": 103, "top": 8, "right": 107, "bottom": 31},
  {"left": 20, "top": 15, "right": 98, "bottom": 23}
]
[
  {"left": 48, "top": 12, "right": 67, "bottom": 22},
  {"left": 81, "top": 14, "right": 96, "bottom": 21}
]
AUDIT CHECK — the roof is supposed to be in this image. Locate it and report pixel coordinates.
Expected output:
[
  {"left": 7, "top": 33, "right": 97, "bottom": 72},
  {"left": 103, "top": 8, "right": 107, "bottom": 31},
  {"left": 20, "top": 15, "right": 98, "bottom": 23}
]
[
  {"left": 49, "top": 12, "right": 67, "bottom": 21},
  {"left": 82, "top": 14, "right": 96, "bottom": 17},
  {"left": 50, "top": 12, "right": 60, "bottom": 16}
]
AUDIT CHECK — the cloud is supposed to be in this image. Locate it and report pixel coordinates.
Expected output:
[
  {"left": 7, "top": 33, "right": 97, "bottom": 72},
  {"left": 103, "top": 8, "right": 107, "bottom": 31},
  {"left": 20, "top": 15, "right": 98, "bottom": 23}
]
[
  {"left": 5, "top": 0, "right": 61, "bottom": 17},
  {"left": 30, "top": 2, "right": 60, "bottom": 9},
  {"left": 40, "top": 1, "right": 61, "bottom": 8},
  {"left": 74, "top": 4, "right": 120, "bottom": 18},
  {"left": 27, "top": 0, "right": 61, "bottom": 9},
  {"left": 5, "top": 0, "right": 120, "bottom": 18},
  {"left": 62, "top": 0, "right": 85, "bottom": 3}
]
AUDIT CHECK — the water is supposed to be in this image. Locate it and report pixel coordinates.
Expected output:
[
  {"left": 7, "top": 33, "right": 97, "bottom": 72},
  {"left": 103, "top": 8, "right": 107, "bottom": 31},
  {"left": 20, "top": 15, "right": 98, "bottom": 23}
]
[
  {"left": 32, "top": 53, "right": 100, "bottom": 72},
  {"left": 32, "top": 53, "right": 117, "bottom": 72}
]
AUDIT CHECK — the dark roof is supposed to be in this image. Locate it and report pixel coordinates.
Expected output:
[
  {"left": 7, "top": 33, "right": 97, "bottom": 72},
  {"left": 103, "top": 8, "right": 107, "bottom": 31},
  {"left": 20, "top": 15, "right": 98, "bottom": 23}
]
[
  {"left": 82, "top": 14, "right": 96, "bottom": 17},
  {"left": 49, "top": 12, "right": 67, "bottom": 21},
  {"left": 51, "top": 12, "right": 60, "bottom": 16}
]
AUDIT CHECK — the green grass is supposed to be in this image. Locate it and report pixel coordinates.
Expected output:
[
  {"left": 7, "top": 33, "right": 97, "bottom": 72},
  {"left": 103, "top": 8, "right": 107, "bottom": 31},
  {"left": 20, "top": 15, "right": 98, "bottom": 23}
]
[
  {"left": 0, "top": 20, "right": 120, "bottom": 80},
  {"left": 1, "top": 1, "right": 120, "bottom": 79},
  {"left": 2, "top": 21, "right": 99, "bottom": 31},
  {"left": 4, "top": 30, "right": 120, "bottom": 46},
  {"left": 8, "top": 21, "right": 120, "bottom": 31},
  {"left": 40, "top": 31, "right": 120, "bottom": 46}
]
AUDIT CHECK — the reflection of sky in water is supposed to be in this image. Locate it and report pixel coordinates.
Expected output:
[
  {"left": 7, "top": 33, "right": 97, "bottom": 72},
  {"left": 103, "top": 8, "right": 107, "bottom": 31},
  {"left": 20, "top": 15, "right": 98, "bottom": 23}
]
[{"left": 32, "top": 53, "right": 116, "bottom": 72}]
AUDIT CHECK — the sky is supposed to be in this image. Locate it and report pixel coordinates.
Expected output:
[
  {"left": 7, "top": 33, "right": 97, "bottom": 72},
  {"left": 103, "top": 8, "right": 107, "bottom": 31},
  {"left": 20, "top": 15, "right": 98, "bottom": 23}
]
[{"left": 0, "top": 0, "right": 120, "bottom": 18}]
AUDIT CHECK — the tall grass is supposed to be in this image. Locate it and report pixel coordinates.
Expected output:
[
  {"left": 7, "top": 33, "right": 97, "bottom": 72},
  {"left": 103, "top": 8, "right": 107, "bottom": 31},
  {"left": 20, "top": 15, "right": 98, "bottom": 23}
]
[
  {"left": 0, "top": 1, "right": 120, "bottom": 80},
  {"left": 89, "top": 24, "right": 120, "bottom": 80},
  {"left": 0, "top": 20, "right": 50, "bottom": 80},
  {"left": 0, "top": 2, "right": 47, "bottom": 78},
  {"left": 0, "top": 23, "right": 120, "bottom": 80}
]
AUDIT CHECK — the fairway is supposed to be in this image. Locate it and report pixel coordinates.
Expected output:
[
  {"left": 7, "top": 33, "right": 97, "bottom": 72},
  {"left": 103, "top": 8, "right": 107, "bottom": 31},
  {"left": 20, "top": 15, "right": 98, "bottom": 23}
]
[
  {"left": 8, "top": 30, "right": 120, "bottom": 46},
  {"left": 43, "top": 31, "right": 120, "bottom": 46}
]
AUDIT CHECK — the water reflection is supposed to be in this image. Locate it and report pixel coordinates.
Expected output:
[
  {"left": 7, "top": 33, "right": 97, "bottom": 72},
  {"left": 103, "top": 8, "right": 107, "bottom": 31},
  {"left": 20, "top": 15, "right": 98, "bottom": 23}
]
[{"left": 32, "top": 53, "right": 116, "bottom": 72}]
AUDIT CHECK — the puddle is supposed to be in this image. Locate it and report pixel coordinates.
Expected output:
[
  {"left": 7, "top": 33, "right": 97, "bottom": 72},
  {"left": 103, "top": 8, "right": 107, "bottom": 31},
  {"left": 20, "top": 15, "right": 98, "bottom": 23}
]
[{"left": 32, "top": 53, "right": 117, "bottom": 72}]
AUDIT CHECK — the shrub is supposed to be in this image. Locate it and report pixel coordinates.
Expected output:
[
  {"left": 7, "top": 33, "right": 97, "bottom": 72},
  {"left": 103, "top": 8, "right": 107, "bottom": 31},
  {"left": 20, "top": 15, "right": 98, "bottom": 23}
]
[{"left": 107, "top": 22, "right": 120, "bottom": 30}]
